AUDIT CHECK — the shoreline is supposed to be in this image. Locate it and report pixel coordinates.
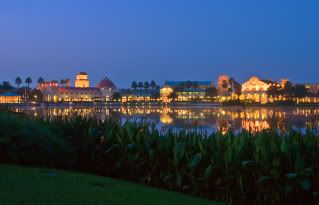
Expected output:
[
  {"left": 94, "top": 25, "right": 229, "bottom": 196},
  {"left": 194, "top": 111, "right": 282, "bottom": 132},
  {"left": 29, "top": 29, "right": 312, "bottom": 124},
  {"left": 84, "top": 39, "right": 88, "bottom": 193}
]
[{"left": 3, "top": 101, "right": 319, "bottom": 109}]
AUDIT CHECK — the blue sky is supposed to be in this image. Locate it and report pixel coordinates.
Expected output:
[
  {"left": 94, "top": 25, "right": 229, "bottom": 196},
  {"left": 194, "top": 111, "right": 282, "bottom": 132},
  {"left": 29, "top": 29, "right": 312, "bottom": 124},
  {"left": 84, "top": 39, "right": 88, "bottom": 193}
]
[{"left": 0, "top": 0, "right": 319, "bottom": 88}]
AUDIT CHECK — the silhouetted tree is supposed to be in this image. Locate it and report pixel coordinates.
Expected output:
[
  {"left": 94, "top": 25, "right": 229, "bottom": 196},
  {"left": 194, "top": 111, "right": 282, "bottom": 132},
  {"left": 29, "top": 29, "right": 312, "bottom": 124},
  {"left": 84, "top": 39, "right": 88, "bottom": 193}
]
[
  {"left": 138, "top": 82, "right": 144, "bottom": 90},
  {"left": 60, "top": 79, "right": 66, "bottom": 87},
  {"left": 25, "top": 77, "right": 32, "bottom": 88},
  {"left": 112, "top": 92, "right": 121, "bottom": 101},
  {"left": 293, "top": 84, "right": 309, "bottom": 98},
  {"left": 65, "top": 79, "right": 71, "bottom": 87},
  {"left": 205, "top": 86, "right": 218, "bottom": 97},
  {"left": 144, "top": 81, "right": 150, "bottom": 90},
  {"left": 131, "top": 81, "right": 137, "bottom": 90},
  {"left": 169, "top": 91, "right": 178, "bottom": 101},
  {"left": 282, "top": 81, "right": 294, "bottom": 98},
  {"left": 150, "top": 80, "right": 156, "bottom": 89},
  {"left": 267, "top": 85, "right": 282, "bottom": 98},
  {"left": 15, "top": 77, "right": 22, "bottom": 88},
  {"left": 1, "top": 81, "right": 13, "bottom": 89},
  {"left": 37, "top": 77, "right": 45, "bottom": 84}
]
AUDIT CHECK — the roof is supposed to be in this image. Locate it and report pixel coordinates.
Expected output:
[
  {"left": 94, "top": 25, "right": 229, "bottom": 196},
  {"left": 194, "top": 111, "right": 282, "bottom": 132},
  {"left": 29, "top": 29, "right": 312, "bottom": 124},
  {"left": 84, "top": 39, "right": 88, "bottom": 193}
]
[
  {"left": 0, "top": 92, "right": 21, "bottom": 97},
  {"left": 164, "top": 81, "right": 213, "bottom": 86},
  {"left": 260, "top": 79, "right": 278, "bottom": 84},
  {"left": 58, "top": 87, "right": 100, "bottom": 92},
  {"left": 77, "top": 72, "right": 88, "bottom": 75},
  {"left": 97, "top": 77, "right": 117, "bottom": 89}
]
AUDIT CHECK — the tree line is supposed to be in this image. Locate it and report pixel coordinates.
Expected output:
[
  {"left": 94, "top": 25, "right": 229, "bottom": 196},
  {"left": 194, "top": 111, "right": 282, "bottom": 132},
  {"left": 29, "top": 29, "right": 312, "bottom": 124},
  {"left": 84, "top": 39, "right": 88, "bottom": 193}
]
[{"left": 131, "top": 80, "right": 160, "bottom": 90}]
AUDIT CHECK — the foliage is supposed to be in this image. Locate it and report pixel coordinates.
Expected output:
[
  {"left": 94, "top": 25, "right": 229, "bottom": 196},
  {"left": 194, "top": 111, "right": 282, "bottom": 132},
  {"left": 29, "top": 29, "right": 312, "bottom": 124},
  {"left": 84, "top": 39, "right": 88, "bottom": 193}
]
[
  {"left": 205, "top": 86, "right": 218, "bottom": 97},
  {"left": 131, "top": 81, "right": 137, "bottom": 90},
  {"left": 1, "top": 111, "right": 319, "bottom": 204},
  {"left": 0, "top": 81, "right": 14, "bottom": 93},
  {"left": 37, "top": 77, "right": 45, "bottom": 84},
  {"left": 25, "top": 77, "right": 32, "bottom": 88},
  {"left": 112, "top": 92, "right": 122, "bottom": 101},
  {"left": 15, "top": 77, "right": 22, "bottom": 88},
  {"left": 0, "top": 112, "right": 74, "bottom": 168}
]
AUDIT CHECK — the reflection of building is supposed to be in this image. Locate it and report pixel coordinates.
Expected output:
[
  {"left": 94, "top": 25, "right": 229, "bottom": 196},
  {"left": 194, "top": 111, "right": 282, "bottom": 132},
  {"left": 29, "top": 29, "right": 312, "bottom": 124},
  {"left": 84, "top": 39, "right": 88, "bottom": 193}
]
[
  {"left": 0, "top": 92, "right": 22, "bottom": 103},
  {"left": 39, "top": 73, "right": 117, "bottom": 102},
  {"left": 75, "top": 72, "right": 89, "bottom": 88},
  {"left": 240, "top": 76, "right": 283, "bottom": 104}
]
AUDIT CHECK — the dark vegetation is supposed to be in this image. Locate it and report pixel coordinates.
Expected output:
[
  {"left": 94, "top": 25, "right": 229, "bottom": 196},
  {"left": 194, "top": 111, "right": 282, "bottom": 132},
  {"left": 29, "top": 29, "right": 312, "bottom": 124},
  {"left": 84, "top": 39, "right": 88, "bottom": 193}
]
[
  {"left": 1, "top": 110, "right": 319, "bottom": 204},
  {"left": 0, "top": 164, "right": 222, "bottom": 205}
]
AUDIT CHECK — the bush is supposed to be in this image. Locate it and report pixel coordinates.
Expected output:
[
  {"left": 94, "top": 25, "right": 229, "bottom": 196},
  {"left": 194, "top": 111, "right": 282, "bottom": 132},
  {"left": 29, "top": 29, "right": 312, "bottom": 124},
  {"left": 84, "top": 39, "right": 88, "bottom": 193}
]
[{"left": 0, "top": 112, "right": 74, "bottom": 168}]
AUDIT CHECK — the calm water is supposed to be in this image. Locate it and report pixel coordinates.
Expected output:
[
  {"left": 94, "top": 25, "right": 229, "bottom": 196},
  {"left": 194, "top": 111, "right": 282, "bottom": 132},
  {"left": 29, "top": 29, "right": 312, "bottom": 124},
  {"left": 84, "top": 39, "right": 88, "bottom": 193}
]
[{"left": 15, "top": 105, "right": 319, "bottom": 134}]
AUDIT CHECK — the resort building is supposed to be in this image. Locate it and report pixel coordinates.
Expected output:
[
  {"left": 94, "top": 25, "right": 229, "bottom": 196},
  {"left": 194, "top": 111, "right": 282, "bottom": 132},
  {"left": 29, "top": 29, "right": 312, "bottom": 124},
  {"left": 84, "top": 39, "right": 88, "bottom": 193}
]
[
  {"left": 75, "top": 72, "right": 90, "bottom": 88},
  {"left": 121, "top": 89, "right": 160, "bottom": 103},
  {"left": 0, "top": 92, "right": 22, "bottom": 104},
  {"left": 217, "top": 75, "right": 231, "bottom": 95},
  {"left": 39, "top": 73, "right": 117, "bottom": 102},
  {"left": 97, "top": 77, "right": 118, "bottom": 101},
  {"left": 304, "top": 84, "right": 319, "bottom": 94},
  {"left": 37, "top": 81, "right": 59, "bottom": 90},
  {"left": 160, "top": 81, "right": 214, "bottom": 102},
  {"left": 239, "top": 76, "right": 286, "bottom": 104}
]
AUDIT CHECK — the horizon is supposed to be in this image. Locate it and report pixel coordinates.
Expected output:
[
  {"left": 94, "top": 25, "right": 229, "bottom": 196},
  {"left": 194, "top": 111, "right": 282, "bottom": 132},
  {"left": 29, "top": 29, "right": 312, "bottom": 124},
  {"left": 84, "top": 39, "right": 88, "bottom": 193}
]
[{"left": 1, "top": 0, "right": 319, "bottom": 87}]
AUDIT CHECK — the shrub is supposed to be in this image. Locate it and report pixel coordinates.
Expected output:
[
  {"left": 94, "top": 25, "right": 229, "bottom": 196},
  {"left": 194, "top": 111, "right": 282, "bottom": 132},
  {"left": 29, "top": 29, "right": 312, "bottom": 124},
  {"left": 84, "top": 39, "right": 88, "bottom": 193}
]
[{"left": 0, "top": 112, "right": 74, "bottom": 168}]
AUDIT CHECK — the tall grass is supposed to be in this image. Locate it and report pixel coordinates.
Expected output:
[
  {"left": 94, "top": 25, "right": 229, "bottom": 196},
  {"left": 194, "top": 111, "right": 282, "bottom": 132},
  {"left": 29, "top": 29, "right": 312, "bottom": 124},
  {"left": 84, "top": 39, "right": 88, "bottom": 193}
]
[{"left": 1, "top": 110, "right": 319, "bottom": 204}]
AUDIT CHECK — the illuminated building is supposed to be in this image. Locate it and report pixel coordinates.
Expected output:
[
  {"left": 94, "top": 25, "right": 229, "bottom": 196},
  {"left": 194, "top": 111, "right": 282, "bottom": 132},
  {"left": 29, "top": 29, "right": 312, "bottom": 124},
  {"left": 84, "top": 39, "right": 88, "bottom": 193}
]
[
  {"left": 160, "top": 86, "right": 174, "bottom": 102},
  {"left": 121, "top": 89, "right": 160, "bottom": 103},
  {"left": 97, "top": 77, "right": 118, "bottom": 101},
  {"left": 160, "top": 81, "right": 214, "bottom": 102},
  {"left": 240, "top": 76, "right": 282, "bottom": 104},
  {"left": 0, "top": 92, "right": 22, "bottom": 104},
  {"left": 44, "top": 87, "right": 102, "bottom": 102},
  {"left": 37, "top": 81, "right": 59, "bottom": 90},
  {"left": 217, "top": 75, "right": 231, "bottom": 95},
  {"left": 40, "top": 73, "right": 117, "bottom": 102},
  {"left": 304, "top": 84, "right": 319, "bottom": 94},
  {"left": 75, "top": 72, "right": 90, "bottom": 88}
]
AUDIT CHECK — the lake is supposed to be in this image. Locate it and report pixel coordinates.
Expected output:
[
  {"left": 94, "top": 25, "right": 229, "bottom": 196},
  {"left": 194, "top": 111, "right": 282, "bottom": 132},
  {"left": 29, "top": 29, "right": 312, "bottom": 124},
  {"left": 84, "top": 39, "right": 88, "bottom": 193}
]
[{"left": 14, "top": 105, "right": 319, "bottom": 134}]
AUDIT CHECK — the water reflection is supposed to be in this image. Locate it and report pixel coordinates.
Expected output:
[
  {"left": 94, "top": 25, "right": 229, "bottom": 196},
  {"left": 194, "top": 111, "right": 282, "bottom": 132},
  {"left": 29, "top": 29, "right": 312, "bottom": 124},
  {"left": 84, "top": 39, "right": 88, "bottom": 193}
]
[{"left": 14, "top": 106, "right": 319, "bottom": 134}]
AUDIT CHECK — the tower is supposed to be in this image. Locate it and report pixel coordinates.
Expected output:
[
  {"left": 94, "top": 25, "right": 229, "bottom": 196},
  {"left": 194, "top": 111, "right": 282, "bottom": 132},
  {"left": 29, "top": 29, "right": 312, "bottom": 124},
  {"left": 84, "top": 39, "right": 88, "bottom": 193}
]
[{"left": 75, "top": 72, "right": 89, "bottom": 88}]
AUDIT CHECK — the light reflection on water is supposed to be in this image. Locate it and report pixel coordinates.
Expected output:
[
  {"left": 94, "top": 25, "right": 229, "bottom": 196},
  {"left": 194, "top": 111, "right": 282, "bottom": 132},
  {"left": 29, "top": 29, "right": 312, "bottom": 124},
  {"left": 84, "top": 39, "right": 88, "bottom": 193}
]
[{"left": 14, "top": 106, "right": 319, "bottom": 134}]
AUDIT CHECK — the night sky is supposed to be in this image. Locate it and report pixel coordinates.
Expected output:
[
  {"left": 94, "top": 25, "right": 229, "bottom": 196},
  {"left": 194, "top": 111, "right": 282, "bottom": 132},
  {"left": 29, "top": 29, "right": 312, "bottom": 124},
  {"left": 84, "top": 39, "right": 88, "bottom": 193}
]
[{"left": 1, "top": 0, "right": 319, "bottom": 88}]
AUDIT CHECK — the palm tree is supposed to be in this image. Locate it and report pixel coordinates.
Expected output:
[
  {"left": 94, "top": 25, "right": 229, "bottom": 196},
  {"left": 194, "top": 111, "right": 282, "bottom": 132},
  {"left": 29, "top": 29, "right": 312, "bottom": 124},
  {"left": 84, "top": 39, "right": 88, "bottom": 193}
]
[
  {"left": 25, "top": 77, "right": 32, "bottom": 88},
  {"left": 15, "top": 77, "right": 22, "bottom": 88},
  {"left": 283, "top": 81, "right": 294, "bottom": 98},
  {"left": 150, "top": 80, "right": 156, "bottom": 89},
  {"left": 138, "top": 81, "right": 144, "bottom": 90},
  {"left": 65, "top": 79, "right": 71, "bottom": 87},
  {"left": 186, "top": 80, "right": 192, "bottom": 92},
  {"left": 37, "top": 77, "right": 45, "bottom": 84},
  {"left": 60, "top": 79, "right": 66, "bottom": 87},
  {"left": 131, "top": 81, "right": 137, "bottom": 90},
  {"left": 144, "top": 81, "right": 150, "bottom": 90}
]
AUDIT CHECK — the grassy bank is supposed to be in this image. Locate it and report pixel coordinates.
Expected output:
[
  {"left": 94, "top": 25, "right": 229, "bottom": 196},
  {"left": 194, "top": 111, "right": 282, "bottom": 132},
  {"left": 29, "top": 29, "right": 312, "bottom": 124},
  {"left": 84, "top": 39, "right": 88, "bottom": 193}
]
[
  {"left": 0, "top": 164, "right": 223, "bottom": 205},
  {"left": 1, "top": 110, "right": 319, "bottom": 204}
]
